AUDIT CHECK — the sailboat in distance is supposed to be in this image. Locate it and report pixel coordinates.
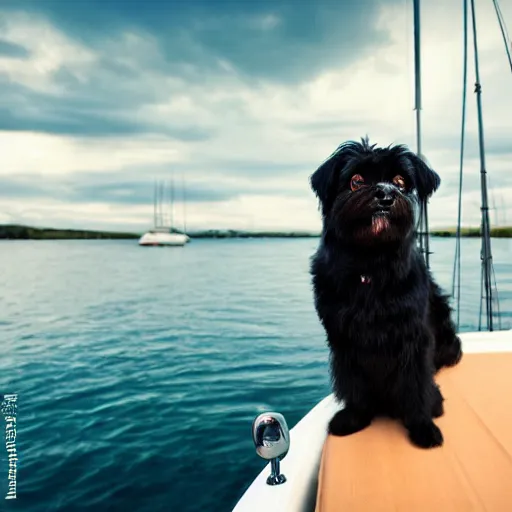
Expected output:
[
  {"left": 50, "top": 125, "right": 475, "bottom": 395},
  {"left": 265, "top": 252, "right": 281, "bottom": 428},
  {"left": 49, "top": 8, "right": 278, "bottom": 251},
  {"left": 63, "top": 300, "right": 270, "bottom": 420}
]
[{"left": 138, "top": 179, "right": 190, "bottom": 247}]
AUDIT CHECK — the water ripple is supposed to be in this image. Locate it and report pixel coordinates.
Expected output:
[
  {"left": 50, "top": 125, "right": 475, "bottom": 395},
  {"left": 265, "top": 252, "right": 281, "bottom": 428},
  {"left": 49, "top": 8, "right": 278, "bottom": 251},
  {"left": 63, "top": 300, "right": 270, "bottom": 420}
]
[{"left": 0, "top": 238, "right": 510, "bottom": 511}]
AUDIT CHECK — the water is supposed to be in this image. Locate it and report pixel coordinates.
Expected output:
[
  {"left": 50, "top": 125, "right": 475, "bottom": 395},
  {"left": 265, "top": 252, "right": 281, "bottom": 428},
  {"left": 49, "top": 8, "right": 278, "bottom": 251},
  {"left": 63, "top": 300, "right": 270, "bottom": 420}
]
[{"left": 1, "top": 237, "right": 511, "bottom": 511}]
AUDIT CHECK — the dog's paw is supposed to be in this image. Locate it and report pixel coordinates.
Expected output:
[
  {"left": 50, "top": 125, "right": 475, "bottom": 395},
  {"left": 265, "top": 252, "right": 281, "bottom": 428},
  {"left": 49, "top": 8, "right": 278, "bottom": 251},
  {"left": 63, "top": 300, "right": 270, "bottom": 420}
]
[
  {"left": 328, "top": 407, "right": 372, "bottom": 437},
  {"left": 407, "top": 421, "right": 443, "bottom": 449}
]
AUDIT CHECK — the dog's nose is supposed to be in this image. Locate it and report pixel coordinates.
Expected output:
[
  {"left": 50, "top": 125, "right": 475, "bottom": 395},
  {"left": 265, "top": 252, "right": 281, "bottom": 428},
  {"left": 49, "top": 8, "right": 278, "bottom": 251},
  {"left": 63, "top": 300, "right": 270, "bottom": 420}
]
[{"left": 375, "top": 184, "right": 395, "bottom": 207}]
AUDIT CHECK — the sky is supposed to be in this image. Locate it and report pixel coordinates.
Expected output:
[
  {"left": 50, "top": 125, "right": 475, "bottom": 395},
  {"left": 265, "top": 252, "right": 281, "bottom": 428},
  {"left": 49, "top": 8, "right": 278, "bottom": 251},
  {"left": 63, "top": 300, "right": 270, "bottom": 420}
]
[{"left": 0, "top": 0, "right": 511, "bottom": 233}]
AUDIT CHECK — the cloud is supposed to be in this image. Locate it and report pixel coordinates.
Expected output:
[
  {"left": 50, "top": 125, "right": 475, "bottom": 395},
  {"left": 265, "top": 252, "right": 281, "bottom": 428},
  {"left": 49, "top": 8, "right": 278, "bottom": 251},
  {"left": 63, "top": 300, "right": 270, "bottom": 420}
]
[
  {"left": 0, "top": 39, "right": 29, "bottom": 58},
  {"left": 0, "top": 174, "right": 231, "bottom": 205},
  {"left": 0, "top": 0, "right": 511, "bottom": 231},
  {"left": 0, "top": 169, "right": 311, "bottom": 207},
  {"left": 0, "top": 104, "right": 214, "bottom": 140},
  {"left": 0, "top": 105, "right": 213, "bottom": 139},
  {"left": 0, "top": 1, "right": 397, "bottom": 140},
  {"left": 1, "top": 0, "right": 396, "bottom": 83}
]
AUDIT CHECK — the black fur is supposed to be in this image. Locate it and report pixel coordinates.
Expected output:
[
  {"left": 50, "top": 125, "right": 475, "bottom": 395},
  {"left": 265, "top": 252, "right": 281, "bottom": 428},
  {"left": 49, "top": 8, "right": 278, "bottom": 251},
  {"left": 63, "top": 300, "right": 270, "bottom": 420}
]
[{"left": 310, "top": 138, "right": 462, "bottom": 449}]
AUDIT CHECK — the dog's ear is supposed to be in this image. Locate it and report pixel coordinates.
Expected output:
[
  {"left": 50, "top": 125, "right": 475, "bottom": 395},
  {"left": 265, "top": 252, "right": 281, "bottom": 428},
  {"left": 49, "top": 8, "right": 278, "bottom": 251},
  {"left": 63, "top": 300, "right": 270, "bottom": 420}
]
[
  {"left": 310, "top": 157, "right": 336, "bottom": 205},
  {"left": 311, "top": 140, "right": 363, "bottom": 206},
  {"left": 408, "top": 153, "right": 441, "bottom": 200}
]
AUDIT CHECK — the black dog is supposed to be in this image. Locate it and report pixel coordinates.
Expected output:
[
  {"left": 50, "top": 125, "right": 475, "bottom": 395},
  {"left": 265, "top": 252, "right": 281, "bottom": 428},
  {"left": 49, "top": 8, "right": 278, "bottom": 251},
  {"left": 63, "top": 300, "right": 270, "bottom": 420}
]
[{"left": 310, "top": 138, "right": 462, "bottom": 449}]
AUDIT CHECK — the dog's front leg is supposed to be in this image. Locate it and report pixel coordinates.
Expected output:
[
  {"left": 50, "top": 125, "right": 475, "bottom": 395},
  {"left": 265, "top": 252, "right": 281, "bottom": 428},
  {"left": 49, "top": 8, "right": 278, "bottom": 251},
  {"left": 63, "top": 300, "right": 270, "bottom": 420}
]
[
  {"left": 399, "top": 350, "right": 443, "bottom": 449},
  {"left": 328, "top": 367, "right": 375, "bottom": 437}
]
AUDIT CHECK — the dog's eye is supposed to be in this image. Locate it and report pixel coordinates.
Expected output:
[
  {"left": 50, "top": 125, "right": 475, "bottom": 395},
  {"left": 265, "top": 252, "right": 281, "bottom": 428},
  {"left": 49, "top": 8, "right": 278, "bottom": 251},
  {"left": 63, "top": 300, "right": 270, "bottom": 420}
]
[
  {"left": 393, "top": 175, "right": 406, "bottom": 191},
  {"left": 350, "top": 174, "right": 365, "bottom": 191}
]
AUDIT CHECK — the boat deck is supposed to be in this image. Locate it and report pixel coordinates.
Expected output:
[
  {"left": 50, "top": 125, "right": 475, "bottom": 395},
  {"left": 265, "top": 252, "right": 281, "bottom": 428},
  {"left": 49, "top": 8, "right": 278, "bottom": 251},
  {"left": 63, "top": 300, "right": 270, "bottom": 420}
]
[{"left": 316, "top": 351, "right": 512, "bottom": 511}]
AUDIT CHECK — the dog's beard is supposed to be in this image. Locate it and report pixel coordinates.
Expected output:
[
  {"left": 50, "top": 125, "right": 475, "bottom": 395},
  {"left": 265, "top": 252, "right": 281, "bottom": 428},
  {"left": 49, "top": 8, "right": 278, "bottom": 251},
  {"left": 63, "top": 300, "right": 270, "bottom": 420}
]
[
  {"left": 371, "top": 214, "right": 390, "bottom": 235},
  {"left": 329, "top": 189, "right": 414, "bottom": 245}
]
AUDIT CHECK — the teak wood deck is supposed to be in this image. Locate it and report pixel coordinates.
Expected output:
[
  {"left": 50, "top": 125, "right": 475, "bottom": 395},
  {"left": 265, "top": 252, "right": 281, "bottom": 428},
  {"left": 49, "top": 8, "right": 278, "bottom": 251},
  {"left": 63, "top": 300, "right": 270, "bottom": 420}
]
[{"left": 316, "top": 352, "right": 512, "bottom": 511}]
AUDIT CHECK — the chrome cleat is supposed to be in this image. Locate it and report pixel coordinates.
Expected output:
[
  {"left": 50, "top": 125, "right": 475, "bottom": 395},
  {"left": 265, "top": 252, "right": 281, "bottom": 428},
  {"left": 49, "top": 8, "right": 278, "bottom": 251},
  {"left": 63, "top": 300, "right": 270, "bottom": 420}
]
[{"left": 252, "top": 412, "right": 290, "bottom": 485}]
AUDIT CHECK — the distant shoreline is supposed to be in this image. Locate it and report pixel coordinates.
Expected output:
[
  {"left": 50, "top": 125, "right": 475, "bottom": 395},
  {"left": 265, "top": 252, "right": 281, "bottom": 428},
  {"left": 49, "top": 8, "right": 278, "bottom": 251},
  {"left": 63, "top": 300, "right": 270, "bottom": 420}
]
[
  {"left": 430, "top": 227, "right": 512, "bottom": 238},
  {"left": 0, "top": 225, "right": 319, "bottom": 240},
  {"left": 1, "top": 224, "right": 511, "bottom": 240}
]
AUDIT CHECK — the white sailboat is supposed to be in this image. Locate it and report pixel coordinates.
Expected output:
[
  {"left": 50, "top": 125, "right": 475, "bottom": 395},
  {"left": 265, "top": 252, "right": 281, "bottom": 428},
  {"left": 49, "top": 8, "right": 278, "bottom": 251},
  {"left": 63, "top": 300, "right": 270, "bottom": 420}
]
[
  {"left": 233, "top": 0, "right": 512, "bottom": 510},
  {"left": 139, "top": 179, "right": 190, "bottom": 247},
  {"left": 138, "top": 227, "right": 189, "bottom": 247}
]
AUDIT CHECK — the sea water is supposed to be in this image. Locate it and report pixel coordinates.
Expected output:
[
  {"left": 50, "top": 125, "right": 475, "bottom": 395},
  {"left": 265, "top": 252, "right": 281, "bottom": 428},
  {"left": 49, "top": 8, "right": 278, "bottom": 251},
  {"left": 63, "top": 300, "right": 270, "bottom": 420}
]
[{"left": 0, "top": 237, "right": 511, "bottom": 511}]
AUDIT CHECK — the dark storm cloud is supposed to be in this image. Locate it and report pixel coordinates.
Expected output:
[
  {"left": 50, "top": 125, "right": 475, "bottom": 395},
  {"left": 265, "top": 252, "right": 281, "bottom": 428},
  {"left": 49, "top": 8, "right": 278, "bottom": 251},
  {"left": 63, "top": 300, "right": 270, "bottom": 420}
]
[
  {"left": 0, "top": 105, "right": 212, "bottom": 140},
  {"left": 0, "top": 0, "right": 399, "bottom": 138},
  {"left": 2, "top": 0, "right": 396, "bottom": 83},
  {"left": 0, "top": 0, "right": 403, "bottom": 213},
  {"left": 0, "top": 74, "right": 213, "bottom": 140}
]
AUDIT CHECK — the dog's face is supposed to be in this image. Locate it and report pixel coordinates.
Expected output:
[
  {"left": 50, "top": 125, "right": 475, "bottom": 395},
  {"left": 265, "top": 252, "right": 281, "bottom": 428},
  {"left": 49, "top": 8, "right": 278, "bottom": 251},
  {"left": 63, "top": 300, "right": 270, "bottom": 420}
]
[{"left": 310, "top": 139, "right": 440, "bottom": 247}]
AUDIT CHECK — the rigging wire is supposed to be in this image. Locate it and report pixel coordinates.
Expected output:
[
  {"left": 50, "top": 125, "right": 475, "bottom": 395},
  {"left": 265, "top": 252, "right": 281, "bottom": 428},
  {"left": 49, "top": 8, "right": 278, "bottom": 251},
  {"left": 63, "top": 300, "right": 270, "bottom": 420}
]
[
  {"left": 158, "top": 180, "right": 164, "bottom": 227},
  {"left": 488, "top": 174, "right": 503, "bottom": 328},
  {"left": 492, "top": 0, "right": 512, "bottom": 72},
  {"left": 478, "top": 262, "right": 484, "bottom": 331},
  {"left": 487, "top": 174, "right": 502, "bottom": 329},
  {"left": 182, "top": 172, "right": 187, "bottom": 234},
  {"left": 153, "top": 179, "right": 158, "bottom": 228},
  {"left": 470, "top": 0, "right": 500, "bottom": 331},
  {"left": 452, "top": 0, "right": 469, "bottom": 331},
  {"left": 413, "top": 0, "right": 432, "bottom": 269},
  {"left": 170, "top": 175, "right": 175, "bottom": 231},
  {"left": 492, "top": 264, "right": 503, "bottom": 329}
]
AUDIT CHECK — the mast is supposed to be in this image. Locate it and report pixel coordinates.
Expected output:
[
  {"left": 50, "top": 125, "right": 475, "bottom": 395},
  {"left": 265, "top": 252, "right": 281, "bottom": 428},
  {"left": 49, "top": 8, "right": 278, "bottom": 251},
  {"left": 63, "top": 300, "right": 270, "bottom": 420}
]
[
  {"left": 413, "top": 0, "right": 431, "bottom": 268},
  {"left": 165, "top": 180, "right": 171, "bottom": 227},
  {"left": 158, "top": 181, "right": 164, "bottom": 227},
  {"left": 182, "top": 173, "right": 187, "bottom": 234},
  {"left": 451, "top": 0, "right": 469, "bottom": 330},
  {"left": 469, "top": 0, "right": 496, "bottom": 331},
  {"left": 153, "top": 180, "right": 158, "bottom": 228},
  {"left": 491, "top": 0, "right": 512, "bottom": 73},
  {"left": 170, "top": 175, "right": 175, "bottom": 231}
]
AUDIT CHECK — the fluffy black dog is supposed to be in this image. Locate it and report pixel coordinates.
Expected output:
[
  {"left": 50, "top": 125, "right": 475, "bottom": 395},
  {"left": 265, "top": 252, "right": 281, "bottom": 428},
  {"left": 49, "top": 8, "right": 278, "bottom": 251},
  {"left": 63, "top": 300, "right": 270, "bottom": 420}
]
[{"left": 310, "top": 138, "right": 462, "bottom": 449}]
